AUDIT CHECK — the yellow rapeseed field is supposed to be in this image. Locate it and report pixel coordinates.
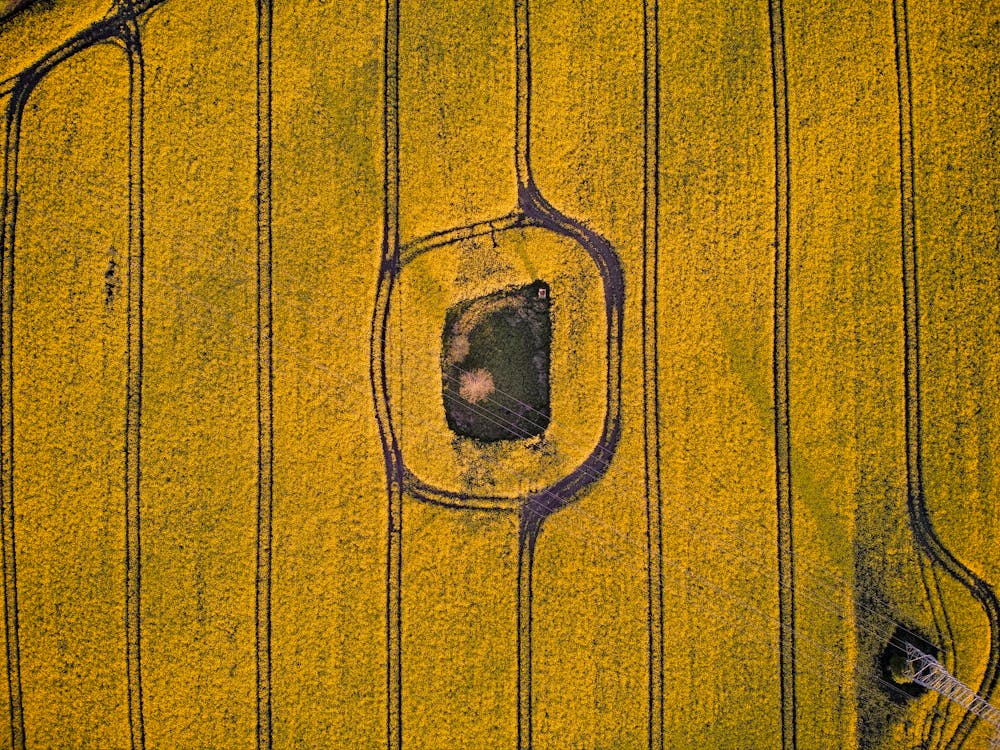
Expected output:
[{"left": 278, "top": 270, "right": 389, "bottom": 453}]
[{"left": 0, "top": 0, "right": 997, "bottom": 748}]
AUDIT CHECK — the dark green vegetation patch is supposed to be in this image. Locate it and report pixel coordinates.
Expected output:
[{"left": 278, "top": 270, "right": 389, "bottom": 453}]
[{"left": 442, "top": 281, "right": 551, "bottom": 442}]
